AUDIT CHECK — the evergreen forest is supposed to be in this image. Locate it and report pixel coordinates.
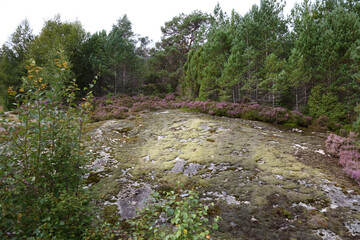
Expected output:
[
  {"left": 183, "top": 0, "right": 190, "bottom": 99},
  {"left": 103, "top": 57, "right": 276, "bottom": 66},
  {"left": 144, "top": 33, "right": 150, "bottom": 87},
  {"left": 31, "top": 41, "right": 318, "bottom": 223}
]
[{"left": 0, "top": 0, "right": 359, "bottom": 129}]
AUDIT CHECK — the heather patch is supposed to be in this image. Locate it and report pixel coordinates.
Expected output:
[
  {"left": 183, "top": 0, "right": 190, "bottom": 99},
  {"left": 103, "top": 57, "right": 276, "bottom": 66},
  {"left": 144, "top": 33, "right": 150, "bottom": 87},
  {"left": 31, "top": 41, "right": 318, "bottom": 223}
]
[
  {"left": 91, "top": 95, "right": 312, "bottom": 127},
  {"left": 325, "top": 133, "right": 360, "bottom": 185}
]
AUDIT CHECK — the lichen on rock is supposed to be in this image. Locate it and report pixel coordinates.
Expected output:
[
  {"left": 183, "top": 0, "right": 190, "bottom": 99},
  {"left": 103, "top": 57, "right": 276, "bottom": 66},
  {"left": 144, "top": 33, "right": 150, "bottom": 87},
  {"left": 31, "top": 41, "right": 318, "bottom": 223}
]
[{"left": 85, "top": 109, "right": 360, "bottom": 239}]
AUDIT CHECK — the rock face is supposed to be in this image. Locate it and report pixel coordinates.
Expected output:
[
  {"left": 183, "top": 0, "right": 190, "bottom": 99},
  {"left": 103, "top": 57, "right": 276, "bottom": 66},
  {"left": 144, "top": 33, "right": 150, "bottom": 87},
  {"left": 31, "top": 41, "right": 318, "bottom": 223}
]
[{"left": 85, "top": 109, "right": 360, "bottom": 240}]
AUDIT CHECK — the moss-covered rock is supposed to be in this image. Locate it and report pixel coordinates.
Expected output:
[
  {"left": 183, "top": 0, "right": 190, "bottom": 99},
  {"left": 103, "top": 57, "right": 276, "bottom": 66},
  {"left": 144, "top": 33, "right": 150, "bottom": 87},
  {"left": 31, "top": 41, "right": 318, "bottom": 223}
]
[{"left": 85, "top": 109, "right": 360, "bottom": 239}]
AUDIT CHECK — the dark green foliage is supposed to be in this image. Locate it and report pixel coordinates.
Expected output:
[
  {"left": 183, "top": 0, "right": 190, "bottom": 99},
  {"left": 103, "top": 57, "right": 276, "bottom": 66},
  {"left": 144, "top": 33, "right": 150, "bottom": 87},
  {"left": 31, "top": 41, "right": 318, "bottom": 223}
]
[
  {"left": 286, "top": 49, "right": 311, "bottom": 111},
  {"left": 86, "top": 16, "right": 145, "bottom": 95},
  {"left": 308, "top": 85, "right": 347, "bottom": 126},
  {"left": 106, "top": 15, "right": 140, "bottom": 94},
  {"left": 1, "top": 0, "right": 358, "bottom": 127},
  {"left": 291, "top": 0, "right": 360, "bottom": 120},
  {"left": 149, "top": 10, "right": 211, "bottom": 94},
  {"left": 182, "top": 49, "right": 204, "bottom": 98},
  {"left": 183, "top": 1, "right": 290, "bottom": 103},
  {"left": 180, "top": 0, "right": 359, "bottom": 128}
]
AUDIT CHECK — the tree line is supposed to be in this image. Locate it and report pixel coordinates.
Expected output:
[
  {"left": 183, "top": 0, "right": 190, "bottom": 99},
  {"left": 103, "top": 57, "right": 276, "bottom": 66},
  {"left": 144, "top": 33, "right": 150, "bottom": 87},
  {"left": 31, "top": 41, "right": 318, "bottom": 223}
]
[{"left": 1, "top": 0, "right": 359, "bottom": 126}]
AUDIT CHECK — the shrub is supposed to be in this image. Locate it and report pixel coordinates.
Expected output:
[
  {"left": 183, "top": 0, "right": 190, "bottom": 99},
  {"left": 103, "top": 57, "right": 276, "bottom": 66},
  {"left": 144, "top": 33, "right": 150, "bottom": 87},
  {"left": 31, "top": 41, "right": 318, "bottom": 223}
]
[
  {"left": 90, "top": 96, "right": 313, "bottom": 128},
  {"left": 82, "top": 188, "right": 220, "bottom": 240},
  {"left": 0, "top": 53, "right": 93, "bottom": 238},
  {"left": 325, "top": 133, "right": 360, "bottom": 185},
  {"left": 308, "top": 86, "right": 347, "bottom": 125},
  {"left": 126, "top": 188, "right": 219, "bottom": 240}
]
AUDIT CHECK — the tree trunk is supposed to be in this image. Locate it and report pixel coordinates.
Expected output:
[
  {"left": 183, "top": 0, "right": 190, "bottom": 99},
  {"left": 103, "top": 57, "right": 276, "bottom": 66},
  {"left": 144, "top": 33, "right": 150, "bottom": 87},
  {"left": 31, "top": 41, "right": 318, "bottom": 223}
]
[
  {"left": 295, "top": 86, "right": 299, "bottom": 111},
  {"left": 114, "top": 70, "right": 117, "bottom": 94},
  {"left": 232, "top": 88, "right": 235, "bottom": 103},
  {"left": 123, "top": 66, "right": 126, "bottom": 94}
]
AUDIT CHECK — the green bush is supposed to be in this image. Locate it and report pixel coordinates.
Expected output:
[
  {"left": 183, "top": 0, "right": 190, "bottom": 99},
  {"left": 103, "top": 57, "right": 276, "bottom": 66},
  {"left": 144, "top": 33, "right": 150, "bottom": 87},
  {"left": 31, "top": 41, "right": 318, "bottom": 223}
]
[
  {"left": 0, "top": 53, "right": 93, "bottom": 239},
  {"left": 308, "top": 86, "right": 347, "bottom": 125},
  {"left": 83, "top": 188, "right": 220, "bottom": 240},
  {"left": 127, "top": 188, "right": 220, "bottom": 240}
]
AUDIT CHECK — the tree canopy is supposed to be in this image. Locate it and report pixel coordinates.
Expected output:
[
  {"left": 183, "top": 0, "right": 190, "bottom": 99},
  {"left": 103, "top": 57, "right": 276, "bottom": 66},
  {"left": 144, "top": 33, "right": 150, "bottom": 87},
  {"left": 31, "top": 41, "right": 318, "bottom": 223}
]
[{"left": 0, "top": 0, "right": 359, "bottom": 127}]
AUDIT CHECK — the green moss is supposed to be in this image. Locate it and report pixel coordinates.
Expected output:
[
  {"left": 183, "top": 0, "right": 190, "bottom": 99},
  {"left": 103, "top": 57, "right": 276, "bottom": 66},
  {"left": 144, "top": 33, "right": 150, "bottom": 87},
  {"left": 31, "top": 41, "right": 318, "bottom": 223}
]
[
  {"left": 103, "top": 205, "right": 120, "bottom": 224},
  {"left": 283, "top": 122, "right": 297, "bottom": 127},
  {"left": 272, "top": 208, "right": 293, "bottom": 219},
  {"left": 84, "top": 109, "right": 359, "bottom": 239}
]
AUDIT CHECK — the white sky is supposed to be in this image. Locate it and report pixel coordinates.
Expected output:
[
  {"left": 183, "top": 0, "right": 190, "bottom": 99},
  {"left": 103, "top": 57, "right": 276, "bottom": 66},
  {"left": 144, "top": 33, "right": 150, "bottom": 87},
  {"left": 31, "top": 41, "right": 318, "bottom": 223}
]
[{"left": 0, "top": 0, "right": 301, "bottom": 46}]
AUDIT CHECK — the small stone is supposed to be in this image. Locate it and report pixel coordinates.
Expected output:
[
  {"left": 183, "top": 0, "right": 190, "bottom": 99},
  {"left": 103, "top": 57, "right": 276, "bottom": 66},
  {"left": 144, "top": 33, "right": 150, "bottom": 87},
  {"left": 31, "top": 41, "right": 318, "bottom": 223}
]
[
  {"left": 274, "top": 174, "right": 284, "bottom": 180},
  {"left": 330, "top": 204, "right": 338, "bottom": 209},
  {"left": 315, "top": 149, "right": 325, "bottom": 155},
  {"left": 250, "top": 216, "right": 258, "bottom": 223}
]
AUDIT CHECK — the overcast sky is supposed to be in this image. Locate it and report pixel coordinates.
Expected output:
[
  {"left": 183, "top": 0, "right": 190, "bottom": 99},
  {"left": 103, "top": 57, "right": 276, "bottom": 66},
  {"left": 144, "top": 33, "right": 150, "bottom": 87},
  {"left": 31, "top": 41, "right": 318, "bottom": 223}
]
[{"left": 0, "top": 0, "right": 301, "bottom": 46}]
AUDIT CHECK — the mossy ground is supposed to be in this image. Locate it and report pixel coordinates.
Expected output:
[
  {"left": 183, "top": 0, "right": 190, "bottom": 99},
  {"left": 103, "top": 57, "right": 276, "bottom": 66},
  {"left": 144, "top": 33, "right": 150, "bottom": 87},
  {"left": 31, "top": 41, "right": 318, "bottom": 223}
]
[{"left": 85, "top": 109, "right": 360, "bottom": 239}]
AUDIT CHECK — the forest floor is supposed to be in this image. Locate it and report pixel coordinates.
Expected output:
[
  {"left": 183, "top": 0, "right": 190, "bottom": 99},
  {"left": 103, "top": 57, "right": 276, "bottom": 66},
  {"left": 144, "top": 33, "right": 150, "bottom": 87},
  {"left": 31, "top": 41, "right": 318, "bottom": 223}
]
[{"left": 82, "top": 109, "right": 359, "bottom": 239}]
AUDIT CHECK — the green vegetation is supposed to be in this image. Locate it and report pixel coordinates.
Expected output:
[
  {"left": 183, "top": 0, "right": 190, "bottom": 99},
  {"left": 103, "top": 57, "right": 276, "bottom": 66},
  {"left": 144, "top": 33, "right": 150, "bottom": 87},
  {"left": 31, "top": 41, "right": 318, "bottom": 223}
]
[
  {"left": 0, "top": 52, "right": 92, "bottom": 238},
  {"left": 0, "top": 54, "right": 218, "bottom": 239},
  {"left": 127, "top": 188, "right": 219, "bottom": 240},
  {"left": 1, "top": 0, "right": 359, "bottom": 129},
  {"left": 0, "top": 0, "right": 360, "bottom": 238}
]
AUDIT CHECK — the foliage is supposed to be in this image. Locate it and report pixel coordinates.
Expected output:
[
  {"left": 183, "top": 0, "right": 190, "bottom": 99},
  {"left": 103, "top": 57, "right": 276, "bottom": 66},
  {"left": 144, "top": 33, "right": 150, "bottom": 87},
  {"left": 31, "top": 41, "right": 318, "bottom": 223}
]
[
  {"left": 291, "top": 0, "right": 360, "bottom": 121},
  {"left": 0, "top": 20, "right": 34, "bottom": 110},
  {"left": 325, "top": 133, "right": 360, "bottom": 185},
  {"left": 127, "top": 188, "right": 219, "bottom": 240},
  {"left": 0, "top": 52, "right": 93, "bottom": 239},
  {"left": 307, "top": 85, "right": 347, "bottom": 126},
  {"left": 90, "top": 95, "right": 312, "bottom": 127},
  {"left": 149, "top": 11, "right": 211, "bottom": 93},
  {"left": 2, "top": 0, "right": 359, "bottom": 126},
  {"left": 87, "top": 16, "right": 145, "bottom": 95},
  {"left": 182, "top": 0, "right": 290, "bottom": 104},
  {"left": 286, "top": 49, "right": 311, "bottom": 111},
  {"left": 28, "top": 15, "right": 86, "bottom": 67},
  {"left": 81, "top": 188, "right": 219, "bottom": 240}
]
